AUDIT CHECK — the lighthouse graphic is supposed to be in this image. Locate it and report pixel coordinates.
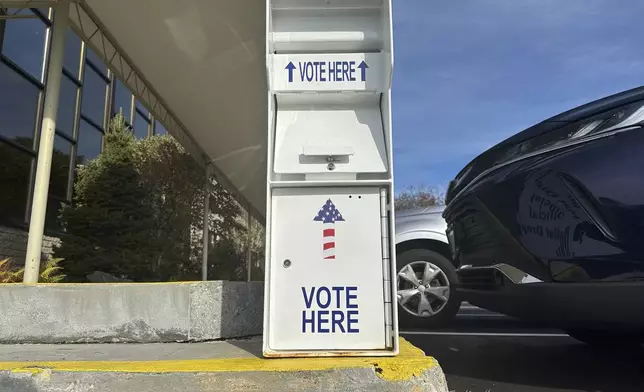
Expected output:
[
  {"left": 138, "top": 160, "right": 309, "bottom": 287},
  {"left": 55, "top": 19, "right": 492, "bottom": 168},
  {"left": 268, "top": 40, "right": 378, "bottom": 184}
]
[{"left": 313, "top": 199, "right": 345, "bottom": 260}]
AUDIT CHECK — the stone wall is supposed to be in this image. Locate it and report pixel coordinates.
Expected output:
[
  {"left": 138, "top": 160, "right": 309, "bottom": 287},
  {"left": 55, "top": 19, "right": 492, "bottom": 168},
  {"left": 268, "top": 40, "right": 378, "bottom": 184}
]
[
  {"left": 0, "top": 225, "right": 61, "bottom": 262},
  {"left": 0, "top": 281, "right": 263, "bottom": 343}
]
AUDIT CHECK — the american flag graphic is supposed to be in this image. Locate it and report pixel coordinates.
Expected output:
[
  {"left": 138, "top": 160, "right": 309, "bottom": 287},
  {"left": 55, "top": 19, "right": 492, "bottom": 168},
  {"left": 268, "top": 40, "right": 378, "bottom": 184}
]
[{"left": 313, "top": 199, "right": 345, "bottom": 260}]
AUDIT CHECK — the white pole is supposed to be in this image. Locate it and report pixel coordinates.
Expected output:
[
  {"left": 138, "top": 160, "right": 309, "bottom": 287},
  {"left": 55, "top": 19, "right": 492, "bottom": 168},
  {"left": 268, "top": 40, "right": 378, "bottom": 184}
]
[
  {"left": 201, "top": 164, "right": 211, "bottom": 281},
  {"left": 246, "top": 207, "right": 252, "bottom": 282},
  {"left": 24, "top": 0, "right": 70, "bottom": 284}
]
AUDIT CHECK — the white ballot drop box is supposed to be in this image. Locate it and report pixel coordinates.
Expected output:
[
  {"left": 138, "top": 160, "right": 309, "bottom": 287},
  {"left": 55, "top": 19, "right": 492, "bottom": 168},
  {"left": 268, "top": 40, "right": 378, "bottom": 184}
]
[{"left": 263, "top": 0, "right": 398, "bottom": 358}]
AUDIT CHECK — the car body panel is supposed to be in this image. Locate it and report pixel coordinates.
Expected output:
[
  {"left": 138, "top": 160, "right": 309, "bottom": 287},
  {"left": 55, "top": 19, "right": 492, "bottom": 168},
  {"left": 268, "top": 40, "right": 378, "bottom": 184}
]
[
  {"left": 446, "top": 85, "right": 644, "bottom": 206},
  {"left": 442, "top": 87, "right": 644, "bottom": 330},
  {"left": 395, "top": 206, "right": 448, "bottom": 246},
  {"left": 457, "top": 280, "right": 644, "bottom": 330},
  {"left": 393, "top": 205, "right": 461, "bottom": 325}
]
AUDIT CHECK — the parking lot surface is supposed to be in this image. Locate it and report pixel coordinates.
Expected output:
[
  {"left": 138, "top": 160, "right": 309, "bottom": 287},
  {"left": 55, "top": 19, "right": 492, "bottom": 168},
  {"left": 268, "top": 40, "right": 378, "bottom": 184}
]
[{"left": 402, "top": 303, "right": 644, "bottom": 392}]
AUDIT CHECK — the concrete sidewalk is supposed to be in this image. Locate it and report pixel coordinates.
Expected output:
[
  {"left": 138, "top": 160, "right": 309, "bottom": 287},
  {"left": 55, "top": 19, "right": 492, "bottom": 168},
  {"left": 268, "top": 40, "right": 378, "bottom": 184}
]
[{"left": 0, "top": 337, "right": 449, "bottom": 391}]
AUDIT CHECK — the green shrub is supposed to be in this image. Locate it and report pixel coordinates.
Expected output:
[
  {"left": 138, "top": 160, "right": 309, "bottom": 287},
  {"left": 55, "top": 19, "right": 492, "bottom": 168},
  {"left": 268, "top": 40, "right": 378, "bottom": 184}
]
[
  {"left": 0, "top": 258, "right": 66, "bottom": 283},
  {"left": 0, "top": 259, "right": 23, "bottom": 283},
  {"left": 55, "top": 115, "right": 159, "bottom": 281},
  {"left": 55, "top": 114, "right": 245, "bottom": 282}
]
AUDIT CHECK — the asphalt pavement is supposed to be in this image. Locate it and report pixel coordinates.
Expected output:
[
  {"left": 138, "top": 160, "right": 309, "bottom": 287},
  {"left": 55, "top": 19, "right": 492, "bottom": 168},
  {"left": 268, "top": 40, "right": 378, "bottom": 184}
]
[{"left": 402, "top": 303, "right": 644, "bottom": 392}]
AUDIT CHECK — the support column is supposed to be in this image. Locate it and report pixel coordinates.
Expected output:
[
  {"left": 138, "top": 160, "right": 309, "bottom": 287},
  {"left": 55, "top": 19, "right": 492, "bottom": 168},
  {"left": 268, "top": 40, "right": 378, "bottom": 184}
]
[
  {"left": 246, "top": 206, "right": 252, "bottom": 282},
  {"left": 24, "top": 0, "right": 70, "bottom": 284},
  {"left": 201, "top": 164, "right": 211, "bottom": 281}
]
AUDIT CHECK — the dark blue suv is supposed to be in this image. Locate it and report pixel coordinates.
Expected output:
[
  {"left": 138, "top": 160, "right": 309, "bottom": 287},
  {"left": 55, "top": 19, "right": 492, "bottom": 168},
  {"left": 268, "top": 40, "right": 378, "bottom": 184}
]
[{"left": 443, "top": 86, "right": 644, "bottom": 346}]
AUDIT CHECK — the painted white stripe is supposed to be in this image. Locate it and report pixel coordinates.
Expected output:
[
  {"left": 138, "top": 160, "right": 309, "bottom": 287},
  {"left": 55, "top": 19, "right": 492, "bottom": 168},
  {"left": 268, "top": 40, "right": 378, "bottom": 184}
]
[
  {"left": 400, "top": 331, "right": 570, "bottom": 337},
  {"left": 323, "top": 248, "right": 335, "bottom": 258},
  {"left": 323, "top": 236, "right": 335, "bottom": 242}
]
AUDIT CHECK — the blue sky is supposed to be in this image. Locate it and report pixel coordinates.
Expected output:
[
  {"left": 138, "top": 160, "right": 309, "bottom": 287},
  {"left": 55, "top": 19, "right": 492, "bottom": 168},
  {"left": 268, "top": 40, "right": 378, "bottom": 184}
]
[{"left": 392, "top": 0, "right": 644, "bottom": 194}]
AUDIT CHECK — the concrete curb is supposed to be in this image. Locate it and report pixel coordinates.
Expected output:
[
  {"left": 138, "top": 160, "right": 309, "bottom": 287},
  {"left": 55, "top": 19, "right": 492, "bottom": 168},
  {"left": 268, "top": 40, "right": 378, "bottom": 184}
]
[
  {"left": 2, "top": 367, "right": 448, "bottom": 392},
  {"left": 0, "top": 281, "right": 263, "bottom": 343},
  {"left": 0, "top": 338, "right": 449, "bottom": 392}
]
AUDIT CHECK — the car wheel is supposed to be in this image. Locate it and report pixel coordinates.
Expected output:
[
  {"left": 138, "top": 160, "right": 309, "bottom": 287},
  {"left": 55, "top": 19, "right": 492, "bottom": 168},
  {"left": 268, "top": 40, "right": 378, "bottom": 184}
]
[
  {"left": 565, "top": 328, "right": 644, "bottom": 348},
  {"left": 396, "top": 247, "right": 461, "bottom": 328}
]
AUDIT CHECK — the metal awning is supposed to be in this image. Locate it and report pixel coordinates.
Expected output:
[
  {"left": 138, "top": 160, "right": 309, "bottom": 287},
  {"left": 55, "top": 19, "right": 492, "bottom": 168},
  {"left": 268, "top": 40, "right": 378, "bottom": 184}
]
[{"left": 2, "top": 0, "right": 267, "bottom": 219}]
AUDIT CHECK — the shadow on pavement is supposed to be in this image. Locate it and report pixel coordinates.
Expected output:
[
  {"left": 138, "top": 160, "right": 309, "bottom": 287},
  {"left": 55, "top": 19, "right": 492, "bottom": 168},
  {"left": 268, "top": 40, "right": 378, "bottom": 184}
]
[
  {"left": 407, "top": 335, "right": 644, "bottom": 392},
  {"left": 217, "top": 280, "right": 264, "bottom": 359},
  {"left": 224, "top": 336, "right": 264, "bottom": 358}
]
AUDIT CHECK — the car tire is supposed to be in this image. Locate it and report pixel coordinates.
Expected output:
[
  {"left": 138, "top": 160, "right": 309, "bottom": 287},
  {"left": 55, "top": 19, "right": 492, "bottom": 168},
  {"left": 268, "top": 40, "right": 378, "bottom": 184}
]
[
  {"left": 565, "top": 328, "right": 644, "bottom": 348},
  {"left": 396, "top": 247, "right": 461, "bottom": 328}
]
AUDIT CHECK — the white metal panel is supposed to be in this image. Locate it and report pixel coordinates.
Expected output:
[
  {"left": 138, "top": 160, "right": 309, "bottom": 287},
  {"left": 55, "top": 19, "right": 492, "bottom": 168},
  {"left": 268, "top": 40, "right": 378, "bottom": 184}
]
[
  {"left": 268, "top": 187, "right": 386, "bottom": 350},
  {"left": 270, "top": 0, "right": 383, "bottom": 53},
  {"left": 273, "top": 96, "right": 388, "bottom": 174}
]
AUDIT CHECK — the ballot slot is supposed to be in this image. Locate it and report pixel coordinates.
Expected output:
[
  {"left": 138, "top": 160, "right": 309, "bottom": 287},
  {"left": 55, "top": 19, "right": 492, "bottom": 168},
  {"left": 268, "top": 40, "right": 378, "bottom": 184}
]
[{"left": 272, "top": 93, "right": 388, "bottom": 177}]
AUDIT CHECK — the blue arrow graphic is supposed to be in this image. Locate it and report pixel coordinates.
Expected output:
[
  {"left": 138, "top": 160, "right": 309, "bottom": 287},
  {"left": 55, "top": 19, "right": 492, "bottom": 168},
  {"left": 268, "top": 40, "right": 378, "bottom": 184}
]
[
  {"left": 357, "top": 61, "right": 369, "bottom": 82},
  {"left": 285, "top": 61, "right": 296, "bottom": 82}
]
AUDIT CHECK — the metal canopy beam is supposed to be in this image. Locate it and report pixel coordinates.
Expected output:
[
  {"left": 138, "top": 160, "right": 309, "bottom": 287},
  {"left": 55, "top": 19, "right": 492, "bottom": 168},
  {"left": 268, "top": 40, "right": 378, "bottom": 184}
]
[
  {"left": 23, "top": 0, "right": 69, "bottom": 283},
  {"left": 0, "top": 0, "right": 59, "bottom": 7},
  {"left": 68, "top": 1, "right": 263, "bottom": 221},
  {"left": 0, "top": 0, "right": 264, "bottom": 221}
]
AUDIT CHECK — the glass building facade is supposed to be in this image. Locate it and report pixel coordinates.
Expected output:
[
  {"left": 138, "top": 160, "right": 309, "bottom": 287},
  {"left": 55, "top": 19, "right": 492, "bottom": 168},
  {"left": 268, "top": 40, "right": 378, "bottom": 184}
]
[{"left": 0, "top": 7, "right": 168, "bottom": 238}]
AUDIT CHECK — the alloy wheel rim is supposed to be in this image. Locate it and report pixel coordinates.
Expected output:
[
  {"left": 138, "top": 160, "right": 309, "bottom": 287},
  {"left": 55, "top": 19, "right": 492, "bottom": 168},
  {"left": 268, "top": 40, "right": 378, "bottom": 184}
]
[{"left": 397, "top": 261, "right": 450, "bottom": 317}]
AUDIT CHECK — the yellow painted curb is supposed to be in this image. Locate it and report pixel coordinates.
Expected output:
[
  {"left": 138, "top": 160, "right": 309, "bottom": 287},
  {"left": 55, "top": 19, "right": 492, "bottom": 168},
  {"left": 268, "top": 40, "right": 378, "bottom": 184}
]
[{"left": 0, "top": 338, "right": 438, "bottom": 382}]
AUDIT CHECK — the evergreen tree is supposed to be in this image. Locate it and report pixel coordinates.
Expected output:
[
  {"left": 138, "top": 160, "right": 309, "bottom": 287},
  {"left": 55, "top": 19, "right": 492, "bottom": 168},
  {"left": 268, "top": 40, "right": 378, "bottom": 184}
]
[
  {"left": 55, "top": 115, "right": 159, "bottom": 281},
  {"left": 135, "top": 134, "right": 244, "bottom": 280},
  {"left": 56, "top": 114, "right": 249, "bottom": 282}
]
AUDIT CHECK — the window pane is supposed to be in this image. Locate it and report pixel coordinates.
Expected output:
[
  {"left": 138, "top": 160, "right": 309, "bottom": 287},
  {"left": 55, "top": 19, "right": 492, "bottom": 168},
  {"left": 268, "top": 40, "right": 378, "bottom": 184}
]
[
  {"left": 155, "top": 120, "right": 167, "bottom": 136},
  {"left": 45, "top": 195, "right": 65, "bottom": 232},
  {"left": 47, "top": 131, "right": 70, "bottom": 232},
  {"left": 134, "top": 111, "right": 150, "bottom": 138},
  {"left": 57, "top": 74, "right": 77, "bottom": 137},
  {"left": 50, "top": 134, "right": 71, "bottom": 199},
  {"left": 76, "top": 119, "right": 102, "bottom": 165},
  {"left": 85, "top": 46, "right": 106, "bottom": 75},
  {"left": 135, "top": 100, "right": 149, "bottom": 117},
  {"left": 0, "top": 61, "right": 39, "bottom": 149},
  {"left": 63, "top": 28, "right": 81, "bottom": 77},
  {"left": 113, "top": 79, "right": 132, "bottom": 121},
  {"left": 81, "top": 66, "right": 106, "bottom": 126},
  {"left": 0, "top": 140, "right": 32, "bottom": 224},
  {"left": 0, "top": 9, "right": 47, "bottom": 80}
]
